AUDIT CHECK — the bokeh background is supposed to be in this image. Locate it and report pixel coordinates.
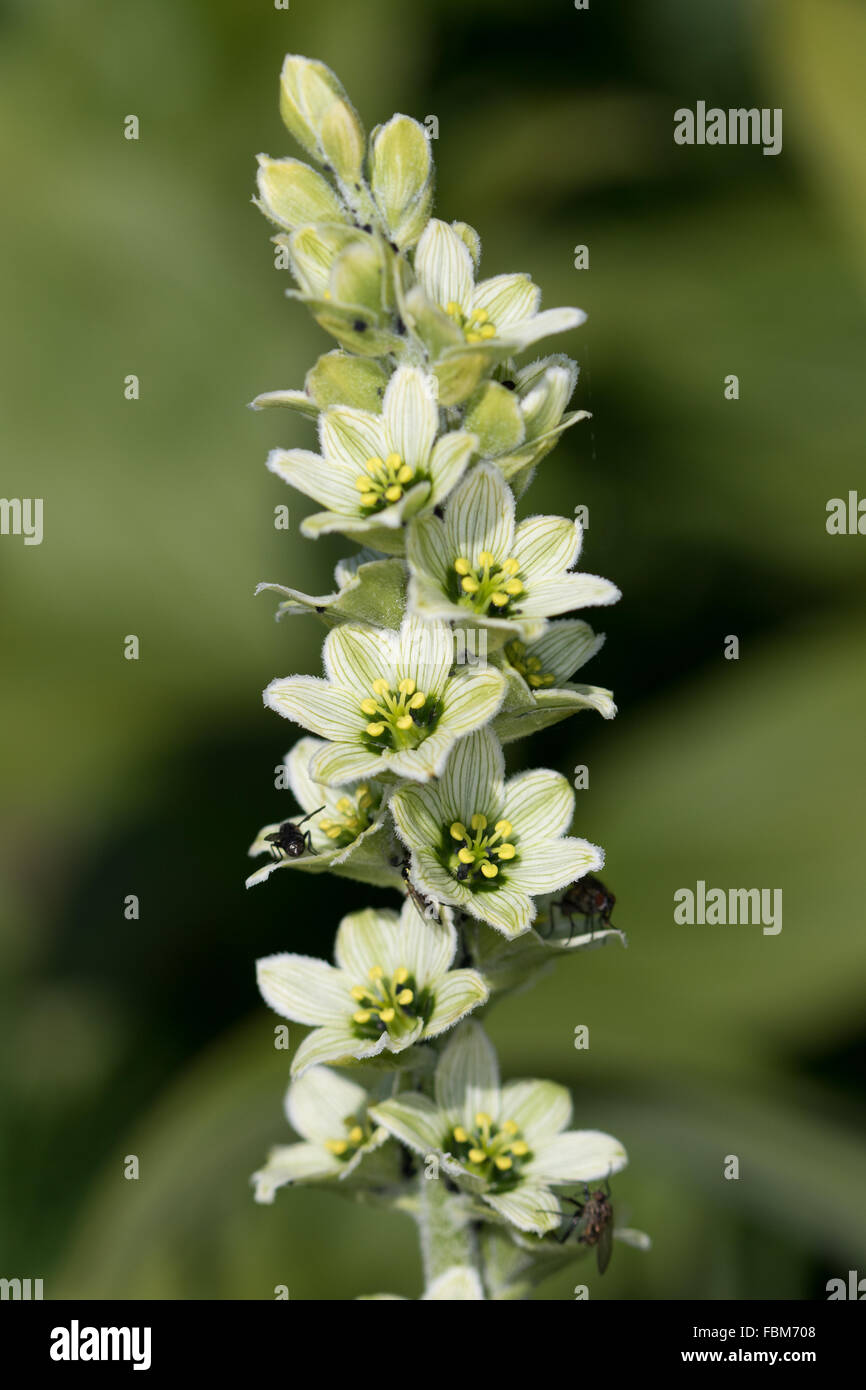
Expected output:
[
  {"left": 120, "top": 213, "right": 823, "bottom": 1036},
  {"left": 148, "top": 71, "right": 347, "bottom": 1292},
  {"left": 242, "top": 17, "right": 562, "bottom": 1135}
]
[{"left": 2, "top": 0, "right": 865, "bottom": 1300}]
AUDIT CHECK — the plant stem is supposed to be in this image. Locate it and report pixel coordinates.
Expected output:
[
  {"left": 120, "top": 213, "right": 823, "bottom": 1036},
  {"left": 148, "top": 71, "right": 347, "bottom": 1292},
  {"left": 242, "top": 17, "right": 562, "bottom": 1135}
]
[{"left": 416, "top": 1169, "right": 480, "bottom": 1289}]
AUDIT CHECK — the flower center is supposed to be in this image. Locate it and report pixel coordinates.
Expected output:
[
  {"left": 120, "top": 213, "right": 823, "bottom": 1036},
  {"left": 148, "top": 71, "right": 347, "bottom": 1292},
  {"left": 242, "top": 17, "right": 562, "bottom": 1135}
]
[
  {"left": 444, "top": 301, "right": 497, "bottom": 345},
  {"left": 449, "top": 1112, "right": 531, "bottom": 1188},
  {"left": 360, "top": 677, "right": 438, "bottom": 750},
  {"left": 355, "top": 452, "right": 415, "bottom": 512},
  {"left": 318, "top": 785, "right": 375, "bottom": 847},
  {"left": 349, "top": 963, "right": 429, "bottom": 1039},
  {"left": 448, "top": 813, "right": 516, "bottom": 884},
  {"left": 453, "top": 551, "right": 524, "bottom": 616},
  {"left": 323, "top": 1111, "right": 373, "bottom": 1161},
  {"left": 505, "top": 639, "right": 555, "bottom": 689}
]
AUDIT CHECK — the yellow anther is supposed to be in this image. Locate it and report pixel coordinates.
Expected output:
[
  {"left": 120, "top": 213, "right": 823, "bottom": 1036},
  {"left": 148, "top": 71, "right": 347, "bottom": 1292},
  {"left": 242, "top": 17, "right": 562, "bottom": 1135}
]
[
  {"left": 398, "top": 677, "right": 416, "bottom": 695},
  {"left": 504, "top": 579, "right": 523, "bottom": 596},
  {"left": 450, "top": 822, "right": 467, "bottom": 840},
  {"left": 353, "top": 1010, "right": 371, "bottom": 1024},
  {"left": 465, "top": 332, "right": 482, "bottom": 344},
  {"left": 475, "top": 1113, "right": 492, "bottom": 1127},
  {"left": 325, "top": 826, "right": 341, "bottom": 839},
  {"left": 348, "top": 1126, "right": 364, "bottom": 1144},
  {"left": 471, "top": 813, "right": 488, "bottom": 830},
  {"left": 478, "top": 550, "right": 495, "bottom": 567},
  {"left": 408, "top": 691, "right": 426, "bottom": 709},
  {"left": 355, "top": 475, "right": 372, "bottom": 490},
  {"left": 446, "top": 301, "right": 461, "bottom": 316},
  {"left": 480, "top": 861, "right": 499, "bottom": 878},
  {"left": 394, "top": 967, "right": 409, "bottom": 985},
  {"left": 350, "top": 986, "right": 368, "bottom": 1001},
  {"left": 379, "top": 1007, "right": 395, "bottom": 1024},
  {"left": 360, "top": 698, "right": 378, "bottom": 716},
  {"left": 454, "top": 557, "right": 471, "bottom": 575},
  {"left": 490, "top": 591, "right": 509, "bottom": 607},
  {"left": 368, "top": 965, "right": 384, "bottom": 980},
  {"left": 495, "top": 820, "right": 512, "bottom": 837},
  {"left": 461, "top": 576, "right": 479, "bottom": 594},
  {"left": 501, "top": 558, "right": 520, "bottom": 576},
  {"left": 384, "top": 485, "right": 402, "bottom": 502},
  {"left": 457, "top": 848, "right": 475, "bottom": 864},
  {"left": 395, "top": 715, "right": 413, "bottom": 730},
  {"left": 365, "top": 721, "right": 385, "bottom": 736},
  {"left": 502, "top": 1120, "right": 519, "bottom": 1135},
  {"left": 366, "top": 455, "right": 385, "bottom": 474},
  {"left": 325, "top": 1139, "right": 348, "bottom": 1155},
  {"left": 336, "top": 797, "right": 353, "bottom": 813},
  {"left": 396, "top": 988, "right": 413, "bottom": 1005},
  {"left": 397, "top": 464, "right": 413, "bottom": 484},
  {"left": 496, "top": 843, "right": 516, "bottom": 860},
  {"left": 494, "top": 1156, "right": 513, "bottom": 1171},
  {"left": 473, "top": 308, "right": 488, "bottom": 324},
  {"left": 468, "top": 1148, "right": 486, "bottom": 1164},
  {"left": 385, "top": 452, "right": 402, "bottom": 469},
  {"left": 480, "top": 324, "right": 496, "bottom": 339},
  {"left": 372, "top": 678, "right": 389, "bottom": 696},
  {"left": 453, "top": 1126, "right": 468, "bottom": 1143},
  {"left": 360, "top": 493, "right": 377, "bottom": 509},
  {"left": 511, "top": 1141, "right": 529, "bottom": 1156}
]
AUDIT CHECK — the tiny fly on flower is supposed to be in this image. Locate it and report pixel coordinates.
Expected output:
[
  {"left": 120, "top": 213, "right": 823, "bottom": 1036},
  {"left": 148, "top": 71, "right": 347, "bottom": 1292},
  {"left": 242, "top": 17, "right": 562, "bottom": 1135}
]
[
  {"left": 400, "top": 859, "right": 442, "bottom": 922},
  {"left": 553, "top": 873, "right": 616, "bottom": 942},
  {"left": 263, "top": 807, "right": 325, "bottom": 861},
  {"left": 549, "top": 1181, "right": 615, "bottom": 1274}
]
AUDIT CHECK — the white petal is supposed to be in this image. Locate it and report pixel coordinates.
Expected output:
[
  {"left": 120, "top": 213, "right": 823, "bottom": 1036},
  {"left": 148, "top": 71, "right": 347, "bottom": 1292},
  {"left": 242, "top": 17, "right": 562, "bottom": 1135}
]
[
  {"left": 267, "top": 447, "right": 359, "bottom": 514},
  {"left": 512, "top": 514, "right": 580, "bottom": 578},
  {"left": 425, "top": 970, "right": 489, "bottom": 1037},
  {"left": 286, "top": 1066, "right": 370, "bottom": 1145},
  {"left": 264, "top": 675, "right": 363, "bottom": 741},
  {"left": 434, "top": 1021, "right": 500, "bottom": 1131},
  {"left": 427, "top": 430, "right": 476, "bottom": 506},
  {"left": 334, "top": 906, "right": 403, "bottom": 979},
  {"left": 500, "top": 306, "right": 586, "bottom": 352},
  {"left": 383, "top": 366, "right": 438, "bottom": 472},
  {"left": 499, "top": 1079, "right": 572, "bottom": 1142},
  {"left": 471, "top": 273, "right": 540, "bottom": 329},
  {"left": 508, "top": 836, "right": 603, "bottom": 895},
  {"left": 369, "top": 1093, "right": 444, "bottom": 1156},
  {"left": 438, "top": 727, "right": 504, "bottom": 826},
  {"left": 527, "top": 1129, "right": 627, "bottom": 1184},
  {"left": 444, "top": 465, "right": 515, "bottom": 568},
  {"left": 398, "top": 897, "right": 456, "bottom": 985},
  {"left": 256, "top": 953, "right": 349, "bottom": 1025},
  {"left": 415, "top": 217, "right": 473, "bottom": 311},
  {"left": 252, "top": 1142, "right": 340, "bottom": 1200},
  {"left": 502, "top": 768, "right": 574, "bottom": 841},
  {"left": 394, "top": 614, "right": 452, "bottom": 694},
  {"left": 320, "top": 405, "right": 387, "bottom": 471},
  {"left": 324, "top": 622, "right": 394, "bottom": 692},
  {"left": 483, "top": 1181, "right": 559, "bottom": 1235},
  {"left": 519, "top": 574, "right": 621, "bottom": 617}
]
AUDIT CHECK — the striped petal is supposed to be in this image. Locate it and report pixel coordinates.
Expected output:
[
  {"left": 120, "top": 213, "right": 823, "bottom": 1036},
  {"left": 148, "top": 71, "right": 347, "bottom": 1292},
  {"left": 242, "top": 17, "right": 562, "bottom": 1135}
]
[
  {"left": 444, "top": 465, "right": 515, "bottom": 567},
  {"left": 264, "top": 675, "right": 364, "bottom": 740},
  {"left": 502, "top": 769, "right": 574, "bottom": 841},
  {"left": 257, "top": 953, "right": 349, "bottom": 1026},
  {"left": 415, "top": 218, "right": 473, "bottom": 313},
  {"left": 434, "top": 1021, "right": 500, "bottom": 1131},
  {"left": 382, "top": 366, "right": 438, "bottom": 472}
]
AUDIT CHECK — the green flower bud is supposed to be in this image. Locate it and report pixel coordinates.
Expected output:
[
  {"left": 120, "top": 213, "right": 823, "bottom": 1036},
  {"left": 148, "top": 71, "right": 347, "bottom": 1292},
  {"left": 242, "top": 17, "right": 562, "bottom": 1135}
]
[
  {"left": 464, "top": 380, "right": 525, "bottom": 456},
  {"left": 255, "top": 154, "right": 347, "bottom": 231},
  {"left": 369, "top": 115, "right": 433, "bottom": 249},
  {"left": 306, "top": 351, "right": 389, "bottom": 411},
  {"left": 279, "top": 54, "right": 364, "bottom": 181}
]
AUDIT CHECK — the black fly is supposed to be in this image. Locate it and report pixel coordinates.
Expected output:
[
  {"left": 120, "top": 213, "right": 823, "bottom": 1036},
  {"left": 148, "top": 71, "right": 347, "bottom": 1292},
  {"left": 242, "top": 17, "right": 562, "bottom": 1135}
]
[{"left": 553, "top": 1182, "right": 615, "bottom": 1274}]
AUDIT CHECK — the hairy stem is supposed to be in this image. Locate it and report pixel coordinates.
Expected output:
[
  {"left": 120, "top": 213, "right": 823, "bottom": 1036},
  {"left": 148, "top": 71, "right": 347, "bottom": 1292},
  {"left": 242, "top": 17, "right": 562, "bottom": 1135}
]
[{"left": 416, "top": 1170, "right": 480, "bottom": 1289}]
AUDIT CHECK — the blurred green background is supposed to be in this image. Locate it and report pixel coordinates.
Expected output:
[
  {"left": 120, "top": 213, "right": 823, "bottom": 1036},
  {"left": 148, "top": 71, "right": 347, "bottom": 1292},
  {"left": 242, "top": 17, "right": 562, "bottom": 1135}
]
[{"left": 1, "top": 0, "right": 865, "bottom": 1300}]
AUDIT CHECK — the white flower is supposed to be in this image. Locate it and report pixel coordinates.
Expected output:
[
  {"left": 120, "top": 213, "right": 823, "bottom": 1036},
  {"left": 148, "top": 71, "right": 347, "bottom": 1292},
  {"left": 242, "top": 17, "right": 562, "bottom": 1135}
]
[
  {"left": 267, "top": 365, "right": 476, "bottom": 554},
  {"left": 246, "top": 736, "right": 399, "bottom": 890},
  {"left": 264, "top": 615, "right": 505, "bottom": 786},
  {"left": 252, "top": 1066, "right": 389, "bottom": 1201},
  {"left": 256, "top": 899, "right": 489, "bottom": 1076},
  {"left": 414, "top": 219, "right": 586, "bottom": 355},
  {"left": 390, "top": 727, "right": 603, "bottom": 938},
  {"left": 408, "top": 465, "right": 620, "bottom": 643},
  {"left": 493, "top": 619, "right": 616, "bottom": 743},
  {"left": 370, "top": 1023, "right": 627, "bottom": 1234}
]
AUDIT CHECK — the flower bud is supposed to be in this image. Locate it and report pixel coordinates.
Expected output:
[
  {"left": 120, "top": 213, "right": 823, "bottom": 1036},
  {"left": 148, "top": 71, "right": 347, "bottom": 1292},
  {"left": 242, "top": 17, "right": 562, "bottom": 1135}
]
[
  {"left": 279, "top": 54, "right": 364, "bottom": 181},
  {"left": 255, "top": 155, "right": 346, "bottom": 230},
  {"left": 369, "top": 115, "right": 433, "bottom": 249}
]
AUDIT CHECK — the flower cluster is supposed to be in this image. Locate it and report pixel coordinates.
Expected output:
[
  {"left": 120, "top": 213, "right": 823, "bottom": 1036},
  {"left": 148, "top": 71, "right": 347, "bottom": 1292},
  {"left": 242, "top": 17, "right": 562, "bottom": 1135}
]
[{"left": 245, "top": 56, "right": 646, "bottom": 1300}]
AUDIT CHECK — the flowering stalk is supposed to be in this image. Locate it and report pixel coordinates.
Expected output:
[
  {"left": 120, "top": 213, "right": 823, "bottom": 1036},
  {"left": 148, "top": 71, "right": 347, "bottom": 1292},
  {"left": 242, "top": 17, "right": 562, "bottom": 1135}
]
[{"left": 246, "top": 55, "right": 648, "bottom": 1299}]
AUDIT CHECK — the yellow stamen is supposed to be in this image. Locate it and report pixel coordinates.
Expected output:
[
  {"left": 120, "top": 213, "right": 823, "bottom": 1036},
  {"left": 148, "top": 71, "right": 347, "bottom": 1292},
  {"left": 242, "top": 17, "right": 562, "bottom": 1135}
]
[
  {"left": 365, "top": 721, "right": 385, "bottom": 736},
  {"left": 480, "top": 861, "right": 499, "bottom": 878},
  {"left": 353, "top": 1010, "right": 371, "bottom": 1024},
  {"left": 471, "top": 813, "right": 488, "bottom": 830},
  {"left": 325, "top": 1139, "right": 348, "bottom": 1155},
  {"left": 496, "top": 843, "right": 516, "bottom": 860},
  {"left": 394, "top": 967, "right": 409, "bottom": 985},
  {"left": 450, "top": 822, "right": 467, "bottom": 840},
  {"left": 348, "top": 1126, "right": 364, "bottom": 1144},
  {"left": 454, "top": 557, "right": 471, "bottom": 576},
  {"left": 379, "top": 1007, "right": 395, "bottom": 1024},
  {"left": 398, "top": 677, "right": 416, "bottom": 695},
  {"left": 495, "top": 821, "right": 512, "bottom": 837},
  {"left": 368, "top": 965, "right": 384, "bottom": 980},
  {"left": 453, "top": 1126, "right": 468, "bottom": 1143},
  {"left": 468, "top": 1148, "right": 486, "bottom": 1164},
  {"left": 494, "top": 1156, "right": 513, "bottom": 1171}
]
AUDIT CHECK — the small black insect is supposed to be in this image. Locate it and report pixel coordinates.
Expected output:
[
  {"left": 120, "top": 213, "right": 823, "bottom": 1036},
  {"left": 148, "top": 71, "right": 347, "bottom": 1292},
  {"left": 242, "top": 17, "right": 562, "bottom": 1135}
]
[
  {"left": 361, "top": 223, "right": 373, "bottom": 233},
  {"left": 554, "top": 873, "right": 616, "bottom": 941},
  {"left": 555, "top": 1182, "right": 614, "bottom": 1274},
  {"left": 401, "top": 861, "right": 441, "bottom": 922},
  {"left": 263, "top": 807, "right": 325, "bottom": 861},
  {"left": 501, "top": 379, "right": 516, "bottom": 391},
  {"left": 353, "top": 319, "right": 367, "bottom": 332}
]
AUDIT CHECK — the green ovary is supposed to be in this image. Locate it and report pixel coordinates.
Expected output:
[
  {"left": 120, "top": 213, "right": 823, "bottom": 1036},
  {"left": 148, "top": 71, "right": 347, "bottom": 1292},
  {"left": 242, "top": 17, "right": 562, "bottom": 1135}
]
[
  {"left": 452, "top": 550, "right": 524, "bottom": 617},
  {"left": 449, "top": 1111, "right": 531, "bottom": 1189}
]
